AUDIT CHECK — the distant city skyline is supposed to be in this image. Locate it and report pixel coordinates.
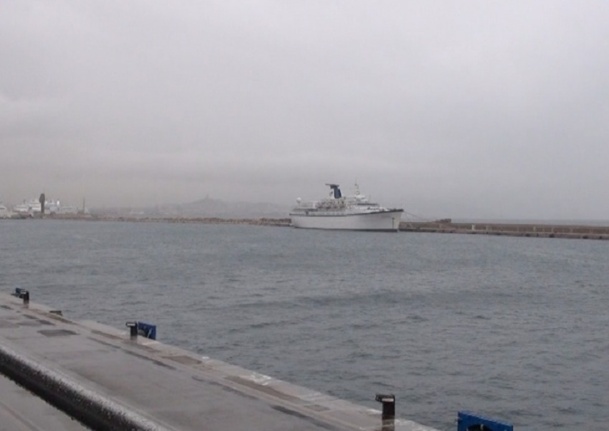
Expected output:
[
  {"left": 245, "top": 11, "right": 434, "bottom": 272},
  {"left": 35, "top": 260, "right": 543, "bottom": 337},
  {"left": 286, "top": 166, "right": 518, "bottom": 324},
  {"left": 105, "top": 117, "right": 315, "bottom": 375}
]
[{"left": 2, "top": 1, "right": 609, "bottom": 220}]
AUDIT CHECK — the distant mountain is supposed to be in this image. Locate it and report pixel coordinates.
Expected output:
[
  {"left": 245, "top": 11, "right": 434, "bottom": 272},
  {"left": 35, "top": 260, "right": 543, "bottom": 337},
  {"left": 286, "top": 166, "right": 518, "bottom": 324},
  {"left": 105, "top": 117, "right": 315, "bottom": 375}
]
[{"left": 94, "top": 198, "right": 290, "bottom": 219}]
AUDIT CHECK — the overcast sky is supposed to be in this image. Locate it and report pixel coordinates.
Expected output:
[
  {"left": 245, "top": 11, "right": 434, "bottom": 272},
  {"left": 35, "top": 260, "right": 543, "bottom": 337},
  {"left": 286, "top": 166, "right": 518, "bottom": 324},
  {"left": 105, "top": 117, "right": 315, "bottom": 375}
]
[{"left": 2, "top": 1, "right": 609, "bottom": 220}]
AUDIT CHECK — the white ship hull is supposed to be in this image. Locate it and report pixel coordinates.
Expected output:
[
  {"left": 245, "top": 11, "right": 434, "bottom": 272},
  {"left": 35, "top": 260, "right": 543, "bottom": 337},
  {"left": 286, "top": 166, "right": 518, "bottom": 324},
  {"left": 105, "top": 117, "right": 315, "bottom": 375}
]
[{"left": 290, "top": 209, "right": 403, "bottom": 232}]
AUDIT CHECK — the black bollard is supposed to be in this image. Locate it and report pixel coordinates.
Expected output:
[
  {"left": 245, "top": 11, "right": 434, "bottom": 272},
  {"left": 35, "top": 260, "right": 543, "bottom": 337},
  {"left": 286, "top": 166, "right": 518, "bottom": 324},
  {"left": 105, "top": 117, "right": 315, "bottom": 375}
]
[
  {"left": 126, "top": 321, "right": 138, "bottom": 338},
  {"left": 375, "top": 393, "right": 395, "bottom": 421},
  {"left": 22, "top": 290, "right": 30, "bottom": 305}
]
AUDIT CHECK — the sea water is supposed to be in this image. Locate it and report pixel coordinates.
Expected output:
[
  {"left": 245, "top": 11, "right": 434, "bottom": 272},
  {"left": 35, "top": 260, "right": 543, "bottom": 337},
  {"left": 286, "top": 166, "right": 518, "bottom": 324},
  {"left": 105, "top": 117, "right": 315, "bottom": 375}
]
[{"left": 1, "top": 219, "right": 608, "bottom": 430}]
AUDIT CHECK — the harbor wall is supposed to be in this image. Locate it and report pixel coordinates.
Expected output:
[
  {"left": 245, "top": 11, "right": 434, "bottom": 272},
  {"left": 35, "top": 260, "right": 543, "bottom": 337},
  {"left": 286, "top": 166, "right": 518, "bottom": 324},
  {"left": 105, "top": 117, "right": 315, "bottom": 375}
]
[
  {"left": 400, "top": 221, "right": 609, "bottom": 240},
  {"left": 5, "top": 215, "right": 609, "bottom": 240}
]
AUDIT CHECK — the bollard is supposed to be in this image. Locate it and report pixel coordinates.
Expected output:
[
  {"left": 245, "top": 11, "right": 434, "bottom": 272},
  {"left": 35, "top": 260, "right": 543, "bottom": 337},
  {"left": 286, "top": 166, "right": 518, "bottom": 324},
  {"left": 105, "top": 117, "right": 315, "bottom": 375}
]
[
  {"left": 375, "top": 393, "right": 395, "bottom": 421},
  {"left": 125, "top": 321, "right": 138, "bottom": 338},
  {"left": 14, "top": 288, "right": 30, "bottom": 304}
]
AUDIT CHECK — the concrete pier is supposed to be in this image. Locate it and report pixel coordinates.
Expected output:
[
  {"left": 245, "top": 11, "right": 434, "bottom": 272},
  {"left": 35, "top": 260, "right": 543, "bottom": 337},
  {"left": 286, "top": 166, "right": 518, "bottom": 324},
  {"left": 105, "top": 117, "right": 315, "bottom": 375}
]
[
  {"left": 0, "top": 293, "right": 437, "bottom": 431},
  {"left": 400, "top": 221, "right": 609, "bottom": 240}
]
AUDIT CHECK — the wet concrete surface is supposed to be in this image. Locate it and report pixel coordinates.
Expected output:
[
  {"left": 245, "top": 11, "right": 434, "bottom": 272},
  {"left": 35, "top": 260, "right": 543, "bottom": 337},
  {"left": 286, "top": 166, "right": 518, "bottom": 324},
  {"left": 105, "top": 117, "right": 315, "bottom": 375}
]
[
  {"left": 0, "top": 293, "right": 437, "bottom": 431},
  {"left": 0, "top": 373, "right": 89, "bottom": 431}
]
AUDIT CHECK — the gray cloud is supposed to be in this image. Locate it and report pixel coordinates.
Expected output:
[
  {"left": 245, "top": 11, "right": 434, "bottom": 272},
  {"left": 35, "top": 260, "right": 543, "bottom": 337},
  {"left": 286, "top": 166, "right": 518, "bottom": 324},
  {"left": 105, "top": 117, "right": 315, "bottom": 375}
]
[{"left": 2, "top": 1, "right": 609, "bottom": 219}]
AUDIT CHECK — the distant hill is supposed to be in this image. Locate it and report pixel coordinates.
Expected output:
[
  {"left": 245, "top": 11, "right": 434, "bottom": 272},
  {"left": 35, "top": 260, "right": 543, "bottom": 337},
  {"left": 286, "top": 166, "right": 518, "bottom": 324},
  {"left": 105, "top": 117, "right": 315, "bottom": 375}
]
[
  {"left": 93, "top": 198, "right": 290, "bottom": 219},
  {"left": 171, "top": 197, "right": 289, "bottom": 218}
]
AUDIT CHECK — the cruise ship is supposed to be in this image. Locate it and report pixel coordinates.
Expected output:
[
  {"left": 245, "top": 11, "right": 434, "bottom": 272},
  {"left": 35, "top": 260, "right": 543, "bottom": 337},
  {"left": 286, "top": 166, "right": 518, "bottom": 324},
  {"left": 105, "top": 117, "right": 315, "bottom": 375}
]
[
  {"left": 0, "top": 203, "right": 12, "bottom": 219},
  {"left": 290, "top": 184, "right": 403, "bottom": 231}
]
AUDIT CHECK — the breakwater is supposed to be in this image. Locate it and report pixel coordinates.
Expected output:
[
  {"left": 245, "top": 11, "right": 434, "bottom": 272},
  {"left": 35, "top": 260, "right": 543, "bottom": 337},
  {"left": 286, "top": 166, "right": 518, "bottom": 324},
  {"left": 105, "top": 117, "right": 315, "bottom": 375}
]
[
  {"left": 24, "top": 213, "right": 293, "bottom": 227},
  {"left": 8, "top": 214, "right": 609, "bottom": 239},
  {"left": 400, "top": 221, "right": 609, "bottom": 240},
  {"left": 110, "top": 216, "right": 293, "bottom": 227}
]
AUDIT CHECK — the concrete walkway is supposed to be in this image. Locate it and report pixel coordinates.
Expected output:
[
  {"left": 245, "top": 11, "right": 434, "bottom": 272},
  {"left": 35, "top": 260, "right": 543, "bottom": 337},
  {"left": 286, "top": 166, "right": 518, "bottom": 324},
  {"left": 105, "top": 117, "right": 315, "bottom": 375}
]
[{"left": 0, "top": 293, "right": 437, "bottom": 431}]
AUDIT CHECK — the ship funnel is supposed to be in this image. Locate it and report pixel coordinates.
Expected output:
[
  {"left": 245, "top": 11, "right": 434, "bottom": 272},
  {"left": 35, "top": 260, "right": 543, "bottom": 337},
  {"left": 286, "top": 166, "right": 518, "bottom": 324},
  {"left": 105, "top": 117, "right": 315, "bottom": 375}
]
[{"left": 326, "top": 184, "right": 342, "bottom": 199}]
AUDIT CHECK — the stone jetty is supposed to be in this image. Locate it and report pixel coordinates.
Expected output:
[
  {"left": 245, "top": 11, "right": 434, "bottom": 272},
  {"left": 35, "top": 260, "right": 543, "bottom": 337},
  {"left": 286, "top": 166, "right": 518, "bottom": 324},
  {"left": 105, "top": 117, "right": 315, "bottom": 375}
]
[
  {"left": 5, "top": 213, "right": 609, "bottom": 240},
  {"left": 400, "top": 221, "right": 609, "bottom": 240}
]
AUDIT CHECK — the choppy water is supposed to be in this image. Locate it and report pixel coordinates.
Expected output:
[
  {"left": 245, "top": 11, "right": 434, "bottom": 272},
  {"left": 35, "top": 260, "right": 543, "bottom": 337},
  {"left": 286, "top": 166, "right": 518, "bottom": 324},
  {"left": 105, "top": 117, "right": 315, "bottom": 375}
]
[{"left": 1, "top": 219, "right": 608, "bottom": 430}]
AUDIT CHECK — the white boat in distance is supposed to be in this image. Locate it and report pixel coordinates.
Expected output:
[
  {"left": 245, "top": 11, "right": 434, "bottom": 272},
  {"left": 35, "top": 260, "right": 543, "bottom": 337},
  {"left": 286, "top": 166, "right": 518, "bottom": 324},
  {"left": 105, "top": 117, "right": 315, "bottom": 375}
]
[
  {"left": 290, "top": 184, "right": 403, "bottom": 231},
  {"left": 0, "top": 203, "right": 13, "bottom": 219}
]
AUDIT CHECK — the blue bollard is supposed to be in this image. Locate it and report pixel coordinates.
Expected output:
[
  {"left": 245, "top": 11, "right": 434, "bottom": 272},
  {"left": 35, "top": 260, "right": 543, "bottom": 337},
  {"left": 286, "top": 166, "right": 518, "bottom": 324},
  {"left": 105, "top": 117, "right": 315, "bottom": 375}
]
[
  {"left": 457, "top": 411, "right": 513, "bottom": 431},
  {"left": 136, "top": 322, "right": 157, "bottom": 340}
]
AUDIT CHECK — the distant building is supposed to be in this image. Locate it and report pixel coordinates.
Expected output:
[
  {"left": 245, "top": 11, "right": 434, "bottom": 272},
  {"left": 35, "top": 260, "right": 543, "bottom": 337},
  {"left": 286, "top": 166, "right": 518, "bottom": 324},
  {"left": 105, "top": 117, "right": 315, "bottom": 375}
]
[{"left": 12, "top": 198, "right": 80, "bottom": 216}]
